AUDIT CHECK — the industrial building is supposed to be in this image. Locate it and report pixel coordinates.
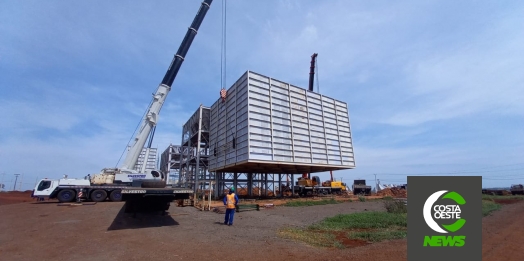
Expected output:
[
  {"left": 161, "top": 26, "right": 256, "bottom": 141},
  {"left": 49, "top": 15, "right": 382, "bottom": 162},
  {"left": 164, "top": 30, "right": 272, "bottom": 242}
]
[{"left": 161, "top": 71, "right": 355, "bottom": 198}]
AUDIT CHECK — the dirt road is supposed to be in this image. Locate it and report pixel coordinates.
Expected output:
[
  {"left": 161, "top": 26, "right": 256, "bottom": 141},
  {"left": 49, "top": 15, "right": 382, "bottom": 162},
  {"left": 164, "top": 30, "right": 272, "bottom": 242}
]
[
  {"left": 482, "top": 199, "right": 522, "bottom": 261},
  {"left": 0, "top": 198, "right": 521, "bottom": 261}
]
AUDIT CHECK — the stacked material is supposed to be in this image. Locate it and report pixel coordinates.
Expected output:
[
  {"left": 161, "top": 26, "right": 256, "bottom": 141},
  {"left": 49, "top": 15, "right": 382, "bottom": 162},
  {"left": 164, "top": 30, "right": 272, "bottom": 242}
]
[
  {"left": 377, "top": 187, "right": 407, "bottom": 198},
  {"left": 236, "top": 187, "right": 275, "bottom": 197}
]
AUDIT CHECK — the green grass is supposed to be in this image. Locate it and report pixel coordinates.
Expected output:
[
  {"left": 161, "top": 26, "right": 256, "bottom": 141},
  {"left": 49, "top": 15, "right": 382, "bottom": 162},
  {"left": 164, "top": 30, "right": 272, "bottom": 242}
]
[
  {"left": 309, "top": 211, "right": 407, "bottom": 230},
  {"left": 481, "top": 194, "right": 524, "bottom": 200},
  {"left": 279, "top": 228, "right": 339, "bottom": 248},
  {"left": 482, "top": 200, "right": 501, "bottom": 217},
  {"left": 280, "top": 195, "right": 508, "bottom": 248},
  {"left": 283, "top": 198, "right": 340, "bottom": 207},
  {"left": 280, "top": 211, "right": 407, "bottom": 248},
  {"left": 383, "top": 199, "right": 408, "bottom": 214},
  {"left": 349, "top": 229, "right": 408, "bottom": 242},
  {"left": 481, "top": 194, "right": 523, "bottom": 216}
]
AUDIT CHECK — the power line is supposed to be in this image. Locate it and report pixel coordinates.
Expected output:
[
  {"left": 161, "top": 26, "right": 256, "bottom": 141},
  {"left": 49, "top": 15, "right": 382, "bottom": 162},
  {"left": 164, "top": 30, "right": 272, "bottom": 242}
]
[
  {"left": 470, "top": 163, "right": 524, "bottom": 170},
  {"left": 482, "top": 177, "right": 524, "bottom": 180},
  {"left": 374, "top": 167, "right": 524, "bottom": 176}
]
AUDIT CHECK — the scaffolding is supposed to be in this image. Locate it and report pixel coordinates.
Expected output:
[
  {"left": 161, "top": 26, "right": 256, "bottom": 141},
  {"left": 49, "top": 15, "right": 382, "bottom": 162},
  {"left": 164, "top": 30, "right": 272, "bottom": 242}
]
[
  {"left": 179, "top": 105, "right": 212, "bottom": 191},
  {"left": 213, "top": 172, "right": 296, "bottom": 198},
  {"left": 160, "top": 144, "right": 182, "bottom": 185}
]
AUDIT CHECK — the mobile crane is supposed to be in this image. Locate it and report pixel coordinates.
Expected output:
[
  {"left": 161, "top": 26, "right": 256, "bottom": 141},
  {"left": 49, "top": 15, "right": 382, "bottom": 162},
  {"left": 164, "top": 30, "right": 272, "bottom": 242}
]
[{"left": 32, "top": 0, "right": 214, "bottom": 213}]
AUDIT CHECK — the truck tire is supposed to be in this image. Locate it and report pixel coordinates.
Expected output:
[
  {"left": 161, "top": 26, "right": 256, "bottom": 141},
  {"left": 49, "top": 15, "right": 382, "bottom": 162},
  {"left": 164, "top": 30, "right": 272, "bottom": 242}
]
[
  {"left": 141, "top": 180, "right": 166, "bottom": 188},
  {"left": 57, "top": 189, "right": 75, "bottom": 202},
  {"left": 109, "top": 190, "right": 122, "bottom": 202},
  {"left": 90, "top": 189, "right": 107, "bottom": 202}
]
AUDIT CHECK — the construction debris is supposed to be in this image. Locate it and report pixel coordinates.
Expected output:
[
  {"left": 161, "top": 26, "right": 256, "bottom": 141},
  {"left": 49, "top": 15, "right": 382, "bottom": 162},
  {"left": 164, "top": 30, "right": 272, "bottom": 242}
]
[
  {"left": 263, "top": 203, "right": 274, "bottom": 209},
  {"left": 376, "top": 187, "right": 407, "bottom": 198}
]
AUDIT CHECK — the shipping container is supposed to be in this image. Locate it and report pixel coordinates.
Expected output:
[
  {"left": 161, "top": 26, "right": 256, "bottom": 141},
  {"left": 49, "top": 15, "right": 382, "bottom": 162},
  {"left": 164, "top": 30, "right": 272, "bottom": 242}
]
[{"left": 208, "top": 71, "right": 355, "bottom": 174}]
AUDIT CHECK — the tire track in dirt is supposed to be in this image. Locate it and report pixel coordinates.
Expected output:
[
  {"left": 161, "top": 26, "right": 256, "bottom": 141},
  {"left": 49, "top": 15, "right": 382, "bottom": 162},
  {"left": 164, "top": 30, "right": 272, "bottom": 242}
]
[{"left": 482, "top": 200, "right": 523, "bottom": 261}]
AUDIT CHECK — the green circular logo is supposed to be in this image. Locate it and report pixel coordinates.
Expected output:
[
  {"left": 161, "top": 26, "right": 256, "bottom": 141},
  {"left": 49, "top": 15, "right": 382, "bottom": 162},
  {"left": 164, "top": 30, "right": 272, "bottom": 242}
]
[{"left": 423, "top": 190, "right": 466, "bottom": 233}]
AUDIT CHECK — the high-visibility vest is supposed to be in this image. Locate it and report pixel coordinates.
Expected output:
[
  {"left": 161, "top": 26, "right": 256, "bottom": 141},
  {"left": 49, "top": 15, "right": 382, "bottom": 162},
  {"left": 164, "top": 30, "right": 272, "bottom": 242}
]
[{"left": 226, "top": 193, "right": 236, "bottom": 209}]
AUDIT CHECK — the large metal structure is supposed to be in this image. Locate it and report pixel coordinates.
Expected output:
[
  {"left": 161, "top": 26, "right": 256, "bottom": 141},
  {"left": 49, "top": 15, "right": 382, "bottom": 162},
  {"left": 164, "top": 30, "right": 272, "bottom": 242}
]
[
  {"left": 164, "top": 105, "right": 301, "bottom": 198},
  {"left": 178, "top": 105, "right": 212, "bottom": 190},
  {"left": 160, "top": 144, "right": 182, "bottom": 185},
  {"left": 209, "top": 70, "right": 355, "bottom": 174},
  {"left": 161, "top": 70, "right": 356, "bottom": 198}
]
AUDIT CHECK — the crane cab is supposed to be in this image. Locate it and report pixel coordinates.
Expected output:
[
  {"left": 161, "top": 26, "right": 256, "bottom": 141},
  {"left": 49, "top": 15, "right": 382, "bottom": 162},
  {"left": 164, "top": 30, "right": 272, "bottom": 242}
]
[{"left": 32, "top": 179, "right": 59, "bottom": 199}]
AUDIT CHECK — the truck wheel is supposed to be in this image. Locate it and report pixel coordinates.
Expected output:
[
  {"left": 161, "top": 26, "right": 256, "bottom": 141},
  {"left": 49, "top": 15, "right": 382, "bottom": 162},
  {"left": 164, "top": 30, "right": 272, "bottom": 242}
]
[
  {"left": 90, "top": 189, "right": 107, "bottom": 202},
  {"left": 57, "top": 189, "right": 75, "bottom": 202},
  {"left": 141, "top": 180, "right": 166, "bottom": 188},
  {"left": 109, "top": 190, "right": 122, "bottom": 202}
]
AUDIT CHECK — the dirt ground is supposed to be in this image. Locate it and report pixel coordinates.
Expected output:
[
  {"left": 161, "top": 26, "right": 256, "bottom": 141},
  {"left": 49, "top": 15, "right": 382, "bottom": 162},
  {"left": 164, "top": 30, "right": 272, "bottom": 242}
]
[
  {"left": 0, "top": 191, "right": 35, "bottom": 205},
  {"left": 0, "top": 193, "right": 522, "bottom": 261}
]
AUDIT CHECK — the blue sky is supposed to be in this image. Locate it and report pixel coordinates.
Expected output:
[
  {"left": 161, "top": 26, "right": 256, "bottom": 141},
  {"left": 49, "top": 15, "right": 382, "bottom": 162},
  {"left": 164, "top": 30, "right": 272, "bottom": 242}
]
[{"left": 1, "top": 0, "right": 523, "bottom": 191}]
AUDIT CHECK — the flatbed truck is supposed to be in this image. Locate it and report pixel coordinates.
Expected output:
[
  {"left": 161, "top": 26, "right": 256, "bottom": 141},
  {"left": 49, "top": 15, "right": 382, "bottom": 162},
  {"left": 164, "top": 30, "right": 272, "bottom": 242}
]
[{"left": 32, "top": 177, "right": 193, "bottom": 213}]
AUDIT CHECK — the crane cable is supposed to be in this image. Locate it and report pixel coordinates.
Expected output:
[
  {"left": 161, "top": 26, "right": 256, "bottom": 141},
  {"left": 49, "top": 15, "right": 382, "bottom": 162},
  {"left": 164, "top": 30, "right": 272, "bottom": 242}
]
[
  {"left": 219, "top": 0, "right": 227, "bottom": 102},
  {"left": 216, "top": 0, "right": 228, "bottom": 158}
]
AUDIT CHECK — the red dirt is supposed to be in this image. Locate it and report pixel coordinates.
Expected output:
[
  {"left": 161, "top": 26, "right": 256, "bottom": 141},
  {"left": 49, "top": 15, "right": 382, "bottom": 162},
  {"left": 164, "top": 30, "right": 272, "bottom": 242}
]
[
  {"left": 0, "top": 196, "right": 521, "bottom": 261},
  {"left": 491, "top": 198, "right": 522, "bottom": 205},
  {"left": 332, "top": 231, "right": 371, "bottom": 248},
  {"left": 0, "top": 191, "right": 36, "bottom": 205},
  {"left": 376, "top": 187, "right": 407, "bottom": 198},
  {"left": 482, "top": 200, "right": 523, "bottom": 260}
]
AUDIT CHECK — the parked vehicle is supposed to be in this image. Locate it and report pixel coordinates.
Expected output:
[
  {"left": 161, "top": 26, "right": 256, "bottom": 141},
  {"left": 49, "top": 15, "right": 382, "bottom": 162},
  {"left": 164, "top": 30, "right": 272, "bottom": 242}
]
[{"left": 510, "top": 184, "right": 524, "bottom": 195}]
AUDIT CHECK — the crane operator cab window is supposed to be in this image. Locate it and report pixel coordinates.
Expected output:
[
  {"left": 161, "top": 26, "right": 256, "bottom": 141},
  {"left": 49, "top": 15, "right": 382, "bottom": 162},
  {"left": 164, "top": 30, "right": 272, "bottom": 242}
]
[
  {"left": 151, "top": 170, "right": 164, "bottom": 179},
  {"left": 151, "top": 171, "right": 160, "bottom": 178},
  {"left": 37, "top": 180, "right": 52, "bottom": 191}
]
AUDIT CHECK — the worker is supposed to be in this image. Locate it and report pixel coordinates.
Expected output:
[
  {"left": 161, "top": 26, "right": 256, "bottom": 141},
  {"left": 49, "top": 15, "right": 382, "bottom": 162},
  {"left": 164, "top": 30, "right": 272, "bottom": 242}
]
[{"left": 223, "top": 187, "right": 239, "bottom": 226}]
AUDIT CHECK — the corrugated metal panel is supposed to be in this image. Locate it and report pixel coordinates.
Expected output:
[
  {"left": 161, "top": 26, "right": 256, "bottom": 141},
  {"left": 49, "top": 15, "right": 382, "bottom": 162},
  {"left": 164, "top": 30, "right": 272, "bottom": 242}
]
[{"left": 208, "top": 71, "right": 356, "bottom": 172}]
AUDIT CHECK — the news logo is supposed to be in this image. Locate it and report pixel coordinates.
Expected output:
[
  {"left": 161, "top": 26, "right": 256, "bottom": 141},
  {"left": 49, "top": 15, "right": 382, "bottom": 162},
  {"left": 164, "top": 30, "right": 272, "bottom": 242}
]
[
  {"left": 423, "top": 190, "right": 466, "bottom": 247},
  {"left": 408, "top": 176, "right": 481, "bottom": 261}
]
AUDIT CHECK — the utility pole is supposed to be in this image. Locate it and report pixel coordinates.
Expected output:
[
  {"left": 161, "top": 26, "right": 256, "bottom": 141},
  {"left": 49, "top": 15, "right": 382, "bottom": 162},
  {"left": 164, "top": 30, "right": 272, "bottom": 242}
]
[
  {"left": 0, "top": 172, "right": 5, "bottom": 191},
  {"left": 18, "top": 174, "right": 24, "bottom": 191},
  {"left": 374, "top": 174, "right": 377, "bottom": 192},
  {"left": 13, "top": 174, "right": 20, "bottom": 191}
]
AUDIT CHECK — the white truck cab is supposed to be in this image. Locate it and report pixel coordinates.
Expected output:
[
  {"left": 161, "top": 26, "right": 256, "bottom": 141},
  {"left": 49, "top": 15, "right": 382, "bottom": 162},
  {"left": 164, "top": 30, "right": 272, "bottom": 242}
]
[
  {"left": 32, "top": 179, "right": 59, "bottom": 199},
  {"left": 32, "top": 177, "right": 90, "bottom": 199}
]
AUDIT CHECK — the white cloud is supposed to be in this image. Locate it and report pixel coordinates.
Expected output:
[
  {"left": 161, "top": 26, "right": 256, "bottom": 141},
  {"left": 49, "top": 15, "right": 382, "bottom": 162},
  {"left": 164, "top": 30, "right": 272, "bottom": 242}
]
[{"left": 382, "top": 7, "right": 524, "bottom": 126}]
